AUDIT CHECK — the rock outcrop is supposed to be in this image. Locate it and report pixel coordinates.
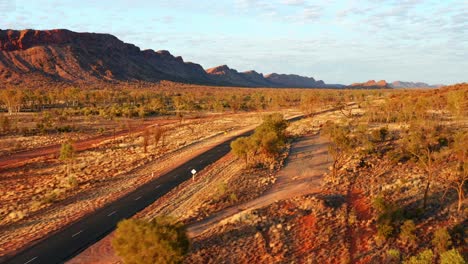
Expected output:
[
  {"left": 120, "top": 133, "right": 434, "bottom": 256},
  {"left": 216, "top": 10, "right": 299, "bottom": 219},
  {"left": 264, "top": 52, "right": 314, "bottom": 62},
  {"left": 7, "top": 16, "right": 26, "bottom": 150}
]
[
  {"left": 0, "top": 29, "right": 329, "bottom": 88},
  {"left": 349, "top": 80, "right": 389, "bottom": 89},
  {"left": 0, "top": 29, "right": 211, "bottom": 84}
]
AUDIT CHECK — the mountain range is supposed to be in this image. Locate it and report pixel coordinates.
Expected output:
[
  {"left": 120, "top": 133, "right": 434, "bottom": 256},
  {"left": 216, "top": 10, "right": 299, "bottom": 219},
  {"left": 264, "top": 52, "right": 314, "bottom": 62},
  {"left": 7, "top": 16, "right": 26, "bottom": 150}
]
[
  {"left": 0, "top": 29, "right": 327, "bottom": 88},
  {"left": 0, "top": 29, "right": 443, "bottom": 89}
]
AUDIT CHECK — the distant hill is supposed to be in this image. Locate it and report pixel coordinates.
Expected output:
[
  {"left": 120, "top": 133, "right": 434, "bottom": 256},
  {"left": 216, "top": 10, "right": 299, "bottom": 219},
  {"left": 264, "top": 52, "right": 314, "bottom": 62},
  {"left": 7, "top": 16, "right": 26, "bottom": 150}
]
[
  {"left": 264, "top": 73, "right": 325, "bottom": 88},
  {"left": 205, "top": 66, "right": 327, "bottom": 88},
  {"left": 0, "top": 29, "right": 330, "bottom": 88},
  {"left": 348, "top": 80, "right": 444, "bottom": 89},
  {"left": 389, "top": 81, "right": 443, "bottom": 88},
  {"left": 349, "top": 80, "right": 389, "bottom": 89}
]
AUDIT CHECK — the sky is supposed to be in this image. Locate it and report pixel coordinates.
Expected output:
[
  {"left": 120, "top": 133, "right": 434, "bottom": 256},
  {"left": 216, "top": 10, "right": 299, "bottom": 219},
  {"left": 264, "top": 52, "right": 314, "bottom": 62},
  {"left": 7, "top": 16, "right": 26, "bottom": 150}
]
[{"left": 1, "top": 0, "right": 467, "bottom": 84}]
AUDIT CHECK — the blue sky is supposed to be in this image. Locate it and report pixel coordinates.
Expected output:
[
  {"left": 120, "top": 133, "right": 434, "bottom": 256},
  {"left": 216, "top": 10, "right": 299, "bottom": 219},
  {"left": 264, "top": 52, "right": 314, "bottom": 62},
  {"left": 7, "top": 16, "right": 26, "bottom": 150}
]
[{"left": 1, "top": 0, "right": 467, "bottom": 84}]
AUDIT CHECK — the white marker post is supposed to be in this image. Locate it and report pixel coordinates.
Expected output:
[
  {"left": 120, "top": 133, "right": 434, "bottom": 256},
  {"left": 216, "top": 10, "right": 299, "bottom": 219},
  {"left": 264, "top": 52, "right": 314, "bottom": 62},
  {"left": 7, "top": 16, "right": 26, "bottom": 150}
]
[{"left": 191, "top": 169, "right": 197, "bottom": 181}]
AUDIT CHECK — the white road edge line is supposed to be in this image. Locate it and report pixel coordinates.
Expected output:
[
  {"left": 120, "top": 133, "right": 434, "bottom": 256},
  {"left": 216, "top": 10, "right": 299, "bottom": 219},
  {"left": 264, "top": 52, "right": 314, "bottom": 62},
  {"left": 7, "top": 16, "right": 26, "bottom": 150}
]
[
  {"left": 135, "top": 196, "right": 142, "bottom": 201},
  {"left": 107, "top": 211, "right": 117, "bottom": 217},
  {"left": 72, "top": 230, "right": 83, "bottom": 237},
  {"left": 24, "top": 256, "right": 38, "bottom": 264}
]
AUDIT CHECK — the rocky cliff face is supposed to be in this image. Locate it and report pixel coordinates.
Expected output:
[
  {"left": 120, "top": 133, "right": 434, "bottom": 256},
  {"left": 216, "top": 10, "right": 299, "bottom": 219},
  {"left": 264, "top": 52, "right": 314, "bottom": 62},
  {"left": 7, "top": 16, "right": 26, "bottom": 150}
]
[
  {"left": 205, "top": 65, "right": 255, "bottom": 86},
  {"left": 0, "top": 29, "right": 329, "bottom": 88},
  {"left": 0, "top": 29, "right": 211, "bottom": 83}
]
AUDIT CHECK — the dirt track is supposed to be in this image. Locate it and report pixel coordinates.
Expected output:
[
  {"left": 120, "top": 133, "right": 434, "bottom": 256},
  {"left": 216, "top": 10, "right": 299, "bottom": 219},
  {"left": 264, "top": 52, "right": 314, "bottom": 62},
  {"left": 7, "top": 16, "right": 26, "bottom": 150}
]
[{"left": 186, "top": 132, "right": 331, "bottom": 237}]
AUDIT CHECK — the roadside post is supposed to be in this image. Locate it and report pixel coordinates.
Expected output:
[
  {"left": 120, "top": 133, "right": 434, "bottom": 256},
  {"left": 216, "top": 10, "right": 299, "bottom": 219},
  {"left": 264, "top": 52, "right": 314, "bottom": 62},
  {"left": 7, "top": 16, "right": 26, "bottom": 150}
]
[{"left": 191, "top": 169, "right": 197, "bottom": 181}]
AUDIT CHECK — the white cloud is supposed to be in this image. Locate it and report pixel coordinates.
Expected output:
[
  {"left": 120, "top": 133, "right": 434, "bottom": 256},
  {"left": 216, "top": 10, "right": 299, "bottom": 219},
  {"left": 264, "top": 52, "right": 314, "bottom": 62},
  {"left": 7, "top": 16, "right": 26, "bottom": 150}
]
[{"left": 281, "top": 0, "right": 305, "bottom": 6}]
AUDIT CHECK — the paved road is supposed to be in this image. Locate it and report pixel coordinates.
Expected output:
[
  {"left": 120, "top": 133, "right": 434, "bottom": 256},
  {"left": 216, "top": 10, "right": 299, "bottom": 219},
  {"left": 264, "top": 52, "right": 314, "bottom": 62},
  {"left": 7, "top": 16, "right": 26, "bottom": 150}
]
[
  {"left": 1, "top": 107, "right": 344, "bottom": 264},
  {"left": 0, "top": 128, "right": 254, "bottom": 264}
]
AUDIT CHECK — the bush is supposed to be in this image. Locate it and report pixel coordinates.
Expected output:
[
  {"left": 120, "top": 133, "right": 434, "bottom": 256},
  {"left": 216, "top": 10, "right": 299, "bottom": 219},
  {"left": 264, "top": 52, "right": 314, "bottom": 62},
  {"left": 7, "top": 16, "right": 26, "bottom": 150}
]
[
  {"left": 231, "top": 113, "right": 287, "bottom": 167},
  {"left": 1, "top": 115, "right": 11, "bottom": 133},
  {"left": 399, "top": 220, "right": 417, "bottom": 246},
  {"left": 403, "top": 249, "right": 434, "bottom": 264},
  {"left": 112, "top": 218, "right": 189, "bottom": 264},
  {"left": 386, "top": 249, "right": 401, "bottom": 263},
  {"left": 372, "top": 195, "right": 387, "bottom": 213},
  {"left": 371, "top": 127, "right": 389, "bottom": 142},
  {"left": 56, "top": 125, "right": 73, "bottom": 133},
  {"left": 65, "top": 176, "right": 78, "bottom": 189},
  {"left": 377, "top": 223, "right": 393, "bottom": 239},
  {"left": 432, "top": 227, "right": 452, "bottom": 253},
  {"left": 373, "top": 195, "right": 405, "bottom": 240},
  {"left": 440, "top": 249, "right": 466, "bottom": 264},
  {"left": 60, "top": 140, "right": 75, "bottom": 177}
]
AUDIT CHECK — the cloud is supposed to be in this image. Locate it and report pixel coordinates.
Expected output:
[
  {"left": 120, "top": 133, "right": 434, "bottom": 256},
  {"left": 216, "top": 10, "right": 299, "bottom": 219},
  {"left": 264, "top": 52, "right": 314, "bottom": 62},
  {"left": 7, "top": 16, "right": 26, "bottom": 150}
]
[
  {"left": 301, "top": 5, "right": 323, "bottom": 21},
  {"left": 281, "top": 0, "right": 305, "bottom": 6},
  {"left": 0, "top": 0, "right": 15, "bottom": 11},
  {"left": 235, "top": 0, "right": 274, "bottom": 12}
]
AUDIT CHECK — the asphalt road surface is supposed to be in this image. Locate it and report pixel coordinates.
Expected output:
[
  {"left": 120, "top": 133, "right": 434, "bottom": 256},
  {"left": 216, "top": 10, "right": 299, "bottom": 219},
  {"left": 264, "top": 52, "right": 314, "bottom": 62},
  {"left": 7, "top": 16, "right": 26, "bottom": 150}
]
[
  {"left": 1, "top": 129, "right": 254, "bottom": 264},
  {"left": 2, "top": 108, "right": 343, "bottom": 264}
]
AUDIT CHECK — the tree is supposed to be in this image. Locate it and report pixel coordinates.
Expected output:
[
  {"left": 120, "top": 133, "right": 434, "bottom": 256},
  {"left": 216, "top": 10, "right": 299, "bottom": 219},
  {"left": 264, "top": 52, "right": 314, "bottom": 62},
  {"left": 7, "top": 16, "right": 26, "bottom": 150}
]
[
  {"left": 440, "top": 131, "right": 467, "bottom": 212},
  {"left": 230, "top": 113, "right": 288, "bottom": 167},
  {"left": 112, "top": 217, "right": 189, "bottom": 264},
  {"left": 447, "top": 89, "right": 467, "bottom": 121},
  {"left": 300, "top": 93, "right": 319, "bottom": 117},
  {"left": 59, "top": 140, "right": 75, "bottom": 177},
  {"left": 153, "top": 126, "right": 165, "bottom": 149},
  {"left": 335, "top": 100, "right": 353, "bottom": 119},
  {"left": 403, "top": 122, "right": 448, "bottom": 209},
  {"left": 0, "top": 89, "right": 24, "bottom": 115},
  {"left": 231, "top": 137, "right": 251, "bottom": 164},
  {"left": 322, "top": 121, "right": 355, "bottom": 179},
  {"left": 143, "top": 128, "right": 149, "bottom": 153}
]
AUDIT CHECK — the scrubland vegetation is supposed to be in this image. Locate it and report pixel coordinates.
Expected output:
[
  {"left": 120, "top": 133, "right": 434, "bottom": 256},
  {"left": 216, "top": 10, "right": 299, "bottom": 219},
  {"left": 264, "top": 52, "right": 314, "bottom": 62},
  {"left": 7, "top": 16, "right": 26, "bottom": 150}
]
[
  {"left": 318, "top": 83, "right": 467, "bottom": 262},
  {"left": 1, "top": 81, "right": 466, "bottom": 263}
]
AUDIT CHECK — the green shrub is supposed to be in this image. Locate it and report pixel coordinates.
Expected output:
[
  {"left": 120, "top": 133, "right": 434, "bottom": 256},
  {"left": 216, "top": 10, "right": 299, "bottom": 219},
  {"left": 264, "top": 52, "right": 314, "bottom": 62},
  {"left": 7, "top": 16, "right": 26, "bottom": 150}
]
[
  {"left": 60, "top": 140, "right": 75, "bottom": 177},
  {"left": 66, "top": 176, "right": 78, "bottom": 189},
  {"left": 440, "top": 249, "right": 466, "bottom": 264},
  {"left": 399, "top": 220, "right": 417, "bottom": 246},
  {"left": 372, "top": 195, "right": 387, "bottom": 213},
  {"left": 112, "top": 218, "right": 189, "bottom": 264},
  {"left": 432, "top": 227, "right": 452, "bottom": 253},
  {"left": 373, "top": 195, "right": 405, "bottom": 241},
  {"left": 229, "top": 193, "right": 238, "bottom": 202},
  {"left": 403, "top": 249, "right": 434, "bottom": 264},
  {"left": 386, "top": 249, "right": 401, "bottom": 263},
  {"left": 377, "top": 222, "right": 393, "bottom": 239},
  {"left": 231, "top": 113, "right": 287, "bottom": 167}
]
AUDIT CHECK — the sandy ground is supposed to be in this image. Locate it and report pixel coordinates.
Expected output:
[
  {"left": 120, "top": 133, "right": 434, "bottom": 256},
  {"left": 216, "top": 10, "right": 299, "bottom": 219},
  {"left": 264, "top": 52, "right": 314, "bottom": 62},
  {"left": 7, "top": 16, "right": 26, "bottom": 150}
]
[{"left": 0, "top": 118, "right": 177, "bottom": 169}]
